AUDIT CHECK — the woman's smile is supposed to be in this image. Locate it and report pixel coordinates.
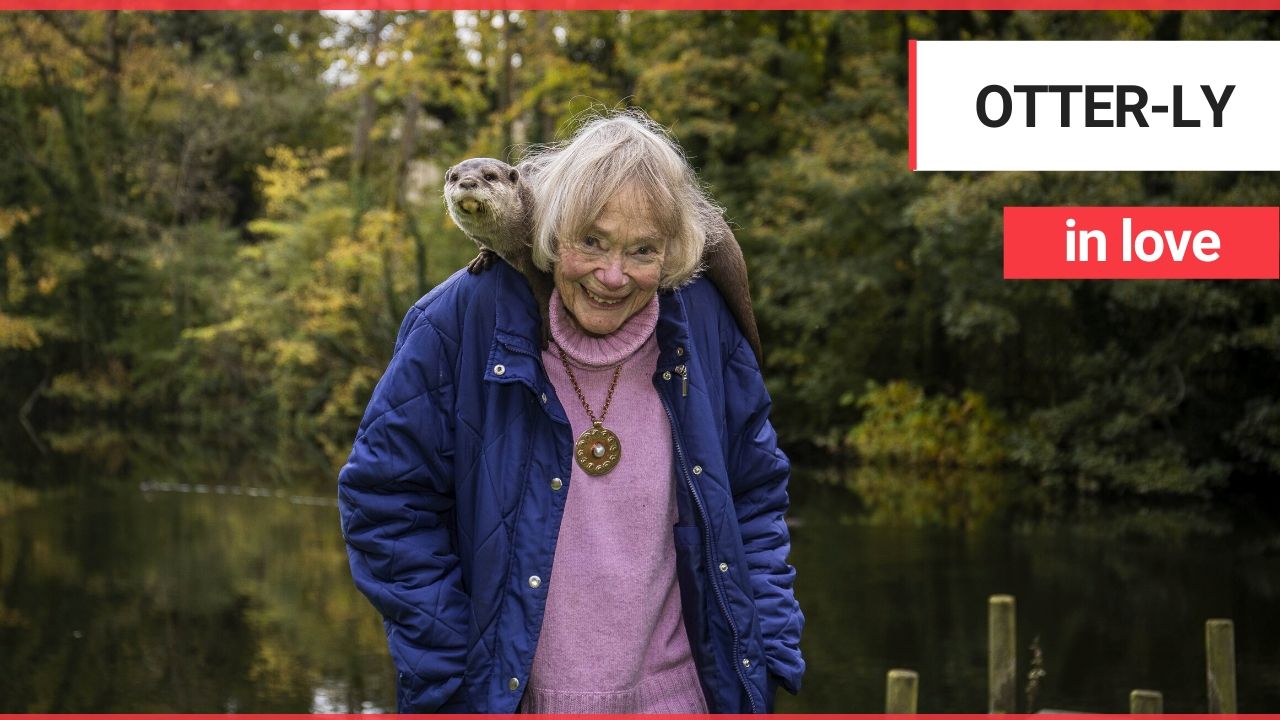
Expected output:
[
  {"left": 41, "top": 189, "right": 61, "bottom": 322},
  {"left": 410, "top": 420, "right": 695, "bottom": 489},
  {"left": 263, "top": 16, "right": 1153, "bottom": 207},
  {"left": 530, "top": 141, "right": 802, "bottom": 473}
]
[{"left": 583, "top": 287, "right": 627, "bottom": 306}]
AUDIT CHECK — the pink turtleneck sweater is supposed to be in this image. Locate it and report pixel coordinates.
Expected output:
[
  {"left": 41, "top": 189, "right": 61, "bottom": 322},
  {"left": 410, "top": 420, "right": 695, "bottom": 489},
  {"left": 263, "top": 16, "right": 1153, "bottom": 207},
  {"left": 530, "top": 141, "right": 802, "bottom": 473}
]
[{"left": 519, "top": 290, "right": 707, "bottom": 714}]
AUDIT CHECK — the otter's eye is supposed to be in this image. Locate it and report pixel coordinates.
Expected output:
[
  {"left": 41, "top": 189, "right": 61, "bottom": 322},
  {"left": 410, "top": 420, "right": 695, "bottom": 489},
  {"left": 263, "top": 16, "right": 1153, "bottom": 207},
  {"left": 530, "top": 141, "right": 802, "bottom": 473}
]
[{"left": 483, "top": 172, "right": 498, "bottom": 182}]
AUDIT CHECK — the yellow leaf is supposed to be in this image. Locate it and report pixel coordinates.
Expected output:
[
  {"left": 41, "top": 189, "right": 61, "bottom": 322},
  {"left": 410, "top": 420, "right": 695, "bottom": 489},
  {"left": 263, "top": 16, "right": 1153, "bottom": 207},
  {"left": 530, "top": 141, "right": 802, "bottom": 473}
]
[{"left": 0, "top": 312, "right": 41, "bottom": 350}]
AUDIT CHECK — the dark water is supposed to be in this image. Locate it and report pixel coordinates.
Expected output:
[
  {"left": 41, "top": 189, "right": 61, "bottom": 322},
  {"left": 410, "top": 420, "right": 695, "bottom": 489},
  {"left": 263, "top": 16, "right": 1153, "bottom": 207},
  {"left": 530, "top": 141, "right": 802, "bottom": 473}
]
[
  {"left": 781, "top": 474, "right": 1280, "bottom": 713},
  {"left": 2, "top": 446, "right": 1279, "bottom": 712}
]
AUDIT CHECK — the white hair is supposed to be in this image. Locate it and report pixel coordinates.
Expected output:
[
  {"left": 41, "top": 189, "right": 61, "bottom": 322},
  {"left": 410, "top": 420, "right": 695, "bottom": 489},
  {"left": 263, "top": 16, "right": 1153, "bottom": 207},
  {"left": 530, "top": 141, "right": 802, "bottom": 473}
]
[{"left": 525, "top": 111, "right": 721, "bottom": 289}]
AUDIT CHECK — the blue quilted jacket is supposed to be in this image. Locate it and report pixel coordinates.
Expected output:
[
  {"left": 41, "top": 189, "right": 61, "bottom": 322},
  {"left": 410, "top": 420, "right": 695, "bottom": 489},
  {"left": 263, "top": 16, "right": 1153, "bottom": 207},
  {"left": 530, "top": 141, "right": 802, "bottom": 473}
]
[{"left": 338, "top": 262, "right": 804, "bottom": 713}]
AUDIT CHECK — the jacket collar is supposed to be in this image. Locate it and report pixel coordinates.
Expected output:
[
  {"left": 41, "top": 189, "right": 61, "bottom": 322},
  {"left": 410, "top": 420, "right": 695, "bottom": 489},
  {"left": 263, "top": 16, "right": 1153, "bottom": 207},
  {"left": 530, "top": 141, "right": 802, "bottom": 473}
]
[
  {"left": 485, "top": 265, "right": 696, "bottom": 432},
  {"left": 655, "top": 286, "right": 692, "bottom": 371},
  {"left": 491, "top": 264, "right": 692, "bottom": 374}
]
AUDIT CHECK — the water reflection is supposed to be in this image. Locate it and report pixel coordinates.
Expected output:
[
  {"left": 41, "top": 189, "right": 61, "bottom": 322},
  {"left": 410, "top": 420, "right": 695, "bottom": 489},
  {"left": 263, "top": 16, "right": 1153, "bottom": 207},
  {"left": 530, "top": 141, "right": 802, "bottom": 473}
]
[
  {"left": 817, "top": 464, "right": 1022, "bottom": 529},
  {"left": 778, "top": 474, "right": 1280, "bottom": 713},
  {"left": 0, "top": 481, "right": 395, "bottom": 712},
  {"left": 2, "top": 435, "right": 1280, "bottom": 713}
]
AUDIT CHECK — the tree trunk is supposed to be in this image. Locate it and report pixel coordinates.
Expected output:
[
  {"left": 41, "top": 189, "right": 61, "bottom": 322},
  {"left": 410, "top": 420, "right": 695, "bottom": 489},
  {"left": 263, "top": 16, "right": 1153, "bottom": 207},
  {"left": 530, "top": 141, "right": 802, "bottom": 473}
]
[
  {"left": 396, "top": 86, "right": 429, "bottom": 299},
  {"left": 500, "top": 11, "right": 515, "bottom": 153},
  {"left": 104, "top": 11, "right": 128, "bottom": 203},
  {"left": 351, "top": 11, "right": 386, "bottom": 234},
  {"left": 351, "top": 11, "right": 385, "bottom": 190}
]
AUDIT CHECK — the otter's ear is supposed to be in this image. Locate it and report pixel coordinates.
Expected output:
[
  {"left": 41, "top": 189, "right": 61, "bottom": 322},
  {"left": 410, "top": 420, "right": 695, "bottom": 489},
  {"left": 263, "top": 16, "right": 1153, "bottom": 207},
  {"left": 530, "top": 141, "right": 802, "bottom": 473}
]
[{"left": 509, "top": 168, "right": 520, "bottom": 184}]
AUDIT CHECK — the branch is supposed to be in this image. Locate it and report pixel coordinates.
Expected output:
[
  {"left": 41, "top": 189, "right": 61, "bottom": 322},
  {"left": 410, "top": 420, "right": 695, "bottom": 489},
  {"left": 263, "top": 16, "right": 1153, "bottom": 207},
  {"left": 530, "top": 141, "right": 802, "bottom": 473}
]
[
  {"left": 13, "top": 28, "right": 55, "bottom": 94},
  {"left": 0, "top": 109, "right": 73, "bottom": 199},
  {"left": 19, "top": 376, "right": 50, "bottom": 455},
  {"left": 36, "top": 11, "right": 114, "bottom": 69}
]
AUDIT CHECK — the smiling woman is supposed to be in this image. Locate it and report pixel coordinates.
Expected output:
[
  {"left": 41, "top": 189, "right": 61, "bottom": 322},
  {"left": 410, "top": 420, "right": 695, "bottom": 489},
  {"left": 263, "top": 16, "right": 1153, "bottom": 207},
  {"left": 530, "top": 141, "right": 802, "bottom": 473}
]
[
  {"left": 338, "top": 111, "right": 804, "bottom": 714},
  {"left": 552, "top": 191, "right": 666, "bottom": 337}
]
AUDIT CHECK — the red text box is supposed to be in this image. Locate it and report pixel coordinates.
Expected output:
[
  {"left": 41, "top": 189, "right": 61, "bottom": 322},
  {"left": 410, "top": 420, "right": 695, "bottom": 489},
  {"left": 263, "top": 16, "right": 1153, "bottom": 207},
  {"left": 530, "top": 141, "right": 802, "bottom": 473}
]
[{"left": 1004, "top": 206, "right": 1280, "bottom": 279}]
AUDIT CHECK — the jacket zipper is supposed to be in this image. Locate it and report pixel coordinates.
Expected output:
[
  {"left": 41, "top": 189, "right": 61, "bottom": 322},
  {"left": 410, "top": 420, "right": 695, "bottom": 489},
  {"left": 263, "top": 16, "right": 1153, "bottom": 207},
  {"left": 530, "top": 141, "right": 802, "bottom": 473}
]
[{"left": 658, "top": 378, "right": 759, "bottom": 714}]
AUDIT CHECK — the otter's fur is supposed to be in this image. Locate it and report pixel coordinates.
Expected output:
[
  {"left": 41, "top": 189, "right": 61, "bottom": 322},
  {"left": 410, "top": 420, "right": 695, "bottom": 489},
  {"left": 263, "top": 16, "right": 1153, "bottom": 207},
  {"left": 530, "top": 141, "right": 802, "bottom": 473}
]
[
  {"left": 444, "top": 158, "right": 555, "bottom": 343},
  {"left": 444, "top": 157, "right": 762, "bottom": 366},
  {"left": 701, "top": 214, "right": 763, "bottom": 366}
]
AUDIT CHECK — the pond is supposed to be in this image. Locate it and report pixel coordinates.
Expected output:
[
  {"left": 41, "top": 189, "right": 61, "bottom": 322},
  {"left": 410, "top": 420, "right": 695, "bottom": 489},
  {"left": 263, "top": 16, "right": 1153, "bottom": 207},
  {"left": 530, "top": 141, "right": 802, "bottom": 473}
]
[{"left": 2, "top": 441, "right": 1279, "bottom": 712}]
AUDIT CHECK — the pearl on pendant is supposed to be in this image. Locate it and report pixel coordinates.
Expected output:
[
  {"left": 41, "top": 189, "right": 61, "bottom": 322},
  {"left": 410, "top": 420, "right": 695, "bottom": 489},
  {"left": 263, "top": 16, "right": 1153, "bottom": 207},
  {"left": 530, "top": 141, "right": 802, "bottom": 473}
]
[{"left": 592, "top": 443, "right": 606, "bottom": 458}]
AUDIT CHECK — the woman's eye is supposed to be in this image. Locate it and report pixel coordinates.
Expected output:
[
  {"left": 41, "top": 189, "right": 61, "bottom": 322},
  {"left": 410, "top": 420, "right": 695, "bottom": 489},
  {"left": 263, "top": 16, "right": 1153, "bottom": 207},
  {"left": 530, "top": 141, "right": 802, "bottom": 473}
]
[
  {"left": 583, "top": 236, "right": 601, "bottom": 248},
  {"left": 634, "top": 246, "right": 654, "bottom": 255}
]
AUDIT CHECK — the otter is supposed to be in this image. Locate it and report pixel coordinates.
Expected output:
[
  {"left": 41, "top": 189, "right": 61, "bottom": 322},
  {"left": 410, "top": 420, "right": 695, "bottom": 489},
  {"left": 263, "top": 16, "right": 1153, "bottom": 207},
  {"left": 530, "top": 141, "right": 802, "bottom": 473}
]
[
  {"left": 444, "top": 158, "right": 556, "bottom": 342},
  {"left": 444, "top": 158, "right": 542, "bottom": 277},
  {"left": 444, "top": 157, "right": 763, "bottom": 366}
]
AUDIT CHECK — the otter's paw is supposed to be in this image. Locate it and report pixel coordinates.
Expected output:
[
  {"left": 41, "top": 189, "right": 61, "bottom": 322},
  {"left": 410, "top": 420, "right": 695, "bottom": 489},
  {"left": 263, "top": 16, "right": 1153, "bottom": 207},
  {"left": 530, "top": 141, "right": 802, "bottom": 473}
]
[{"left": 467, "top": 249, "right": 498, "bottom": 274}]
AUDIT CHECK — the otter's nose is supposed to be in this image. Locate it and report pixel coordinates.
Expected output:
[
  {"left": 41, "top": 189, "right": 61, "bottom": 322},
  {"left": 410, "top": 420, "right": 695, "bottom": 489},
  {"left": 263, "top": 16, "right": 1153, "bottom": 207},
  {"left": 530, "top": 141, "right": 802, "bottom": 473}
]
[{"left": 459, "top": 178, "right": 479, "bottom": 190}]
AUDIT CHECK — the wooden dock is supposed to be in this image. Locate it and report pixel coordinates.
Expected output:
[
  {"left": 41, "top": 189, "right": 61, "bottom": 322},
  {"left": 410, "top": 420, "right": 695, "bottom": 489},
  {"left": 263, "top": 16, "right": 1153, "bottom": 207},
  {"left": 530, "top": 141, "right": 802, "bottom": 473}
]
[{"left": 884, "top": 595, "right": 1238, "bottom": 713}]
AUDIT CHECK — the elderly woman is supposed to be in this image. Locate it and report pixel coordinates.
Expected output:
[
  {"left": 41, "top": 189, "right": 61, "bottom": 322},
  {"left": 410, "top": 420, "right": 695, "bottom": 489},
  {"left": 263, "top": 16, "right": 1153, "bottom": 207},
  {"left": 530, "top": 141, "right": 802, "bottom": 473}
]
[{"left": 338, "top": 113, "right": 803, "bottom": 714}]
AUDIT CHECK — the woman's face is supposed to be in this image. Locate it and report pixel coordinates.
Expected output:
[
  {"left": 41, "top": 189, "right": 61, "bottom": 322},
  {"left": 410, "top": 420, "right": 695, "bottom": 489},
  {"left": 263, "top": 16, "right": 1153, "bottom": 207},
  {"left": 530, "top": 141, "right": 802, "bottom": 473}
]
[{"left": 555, "top": 190, "right": 666, "bottom": 337}]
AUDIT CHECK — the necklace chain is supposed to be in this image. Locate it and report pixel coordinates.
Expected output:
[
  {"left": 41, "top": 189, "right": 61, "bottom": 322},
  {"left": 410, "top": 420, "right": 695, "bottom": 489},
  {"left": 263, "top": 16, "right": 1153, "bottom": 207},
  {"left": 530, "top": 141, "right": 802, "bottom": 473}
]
[{"left": 556, "top": 344, "right": 623, "bottom": 425}]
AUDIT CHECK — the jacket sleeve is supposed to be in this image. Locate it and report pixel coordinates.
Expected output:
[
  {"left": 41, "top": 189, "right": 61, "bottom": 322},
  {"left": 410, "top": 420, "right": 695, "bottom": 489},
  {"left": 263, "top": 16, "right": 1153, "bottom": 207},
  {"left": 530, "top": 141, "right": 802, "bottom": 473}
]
[
  {"left": 338, "top": 308, "right": 469, "bottom": 712},
  {"left": 723, "top": 332, "right": 806, "bottom": 698}
]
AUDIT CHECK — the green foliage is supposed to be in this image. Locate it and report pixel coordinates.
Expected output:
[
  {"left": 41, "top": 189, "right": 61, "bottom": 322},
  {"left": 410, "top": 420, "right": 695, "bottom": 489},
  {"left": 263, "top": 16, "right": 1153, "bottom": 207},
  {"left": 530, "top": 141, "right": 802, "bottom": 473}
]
[
  {"left": 0, "top": 312, "right": 41, "bottom": 351},
  {"left": 1230, "top": 397, "right": 1280, "bottom": 475},
  {"left": 175, "top": 143, "right": 467, "bottom": 463},
  {"left": 847, "top": 381, "right": 1008, "bottom": 469},
  {"left": 0, "top": 478, "right": 39, "bottom": 517}
]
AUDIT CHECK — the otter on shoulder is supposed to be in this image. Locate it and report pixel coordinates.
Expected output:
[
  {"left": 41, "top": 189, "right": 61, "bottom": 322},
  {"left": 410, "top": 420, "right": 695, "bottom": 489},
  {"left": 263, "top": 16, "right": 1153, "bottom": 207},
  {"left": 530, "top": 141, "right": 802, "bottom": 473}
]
[
  {"left": 444, "top": 158, "right": 538, "bottom": 276},
  {"left": 444, "top": 158, "right": 555, "bottom": 344}
]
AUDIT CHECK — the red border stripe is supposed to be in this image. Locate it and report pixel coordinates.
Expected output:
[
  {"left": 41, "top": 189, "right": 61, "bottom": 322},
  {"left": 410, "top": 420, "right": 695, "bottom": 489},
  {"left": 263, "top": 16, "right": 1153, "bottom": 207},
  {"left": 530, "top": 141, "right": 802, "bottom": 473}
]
[{"left": 5, "top": 0, "right": 1280, "bottom": 9}]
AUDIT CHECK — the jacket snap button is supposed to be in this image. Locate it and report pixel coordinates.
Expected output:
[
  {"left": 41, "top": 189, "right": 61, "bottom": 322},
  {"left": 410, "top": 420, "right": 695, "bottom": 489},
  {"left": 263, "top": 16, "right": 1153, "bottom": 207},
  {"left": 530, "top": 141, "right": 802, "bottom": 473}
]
[
  {"left": 540, "top": 392, "right": 548, "bottom": 404},
  {"left": 676, "top": 347, "right": 684, "bottom": 356},
  {"left": 742, "top": 657, "right": 751, "bottom": 667},
  {"left": 509, "top": 677, "right": 520, "bottom": 691},
  {"left": 692, "top": 465, "right": 703, "bottom": 475},
  {"left": 719, "top": 562, "right": 729, "bottom": 572},
  {"left": 550, "top": 478, "right": 563, "bottom": 491},
  {"left": 528, "top": 575, "right": 542, "bottom": 589},
  {"left": 494, "top": 364, "right": 506, "bottom": 376},
  {"left": 662, "top": 371, "right": 672, "bottom": 381}
]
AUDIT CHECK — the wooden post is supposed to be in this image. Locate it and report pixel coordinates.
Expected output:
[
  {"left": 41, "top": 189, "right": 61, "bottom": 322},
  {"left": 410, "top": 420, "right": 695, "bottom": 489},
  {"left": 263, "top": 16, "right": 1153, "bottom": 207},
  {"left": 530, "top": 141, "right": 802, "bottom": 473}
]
[
  {"left": 886, "top": 669, "right": 919, "bottom": 713},
  {"left": 989, "top": 594, "right": 1016, "bottom": 713},
  {"left": 1206, "top": 619, "right": 1237, "bottom": 713},
  {"left": 1130, "top": 689, "right": 1164, "bottom": 713}
]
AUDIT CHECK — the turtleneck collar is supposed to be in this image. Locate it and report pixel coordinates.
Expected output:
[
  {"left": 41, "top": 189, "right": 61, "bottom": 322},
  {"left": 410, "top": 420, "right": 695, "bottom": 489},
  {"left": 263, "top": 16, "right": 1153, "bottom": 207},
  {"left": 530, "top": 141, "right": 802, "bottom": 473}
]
[{"left": 549, "top": 288, "right": 659, "bottom": 369}]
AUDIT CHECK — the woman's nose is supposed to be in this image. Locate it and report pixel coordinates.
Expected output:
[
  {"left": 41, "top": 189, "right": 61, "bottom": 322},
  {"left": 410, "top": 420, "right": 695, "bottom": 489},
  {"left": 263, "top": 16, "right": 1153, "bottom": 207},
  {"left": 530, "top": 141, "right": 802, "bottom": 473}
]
[{"left": 595, "top": 257, "right": 628, "bottom": 289}]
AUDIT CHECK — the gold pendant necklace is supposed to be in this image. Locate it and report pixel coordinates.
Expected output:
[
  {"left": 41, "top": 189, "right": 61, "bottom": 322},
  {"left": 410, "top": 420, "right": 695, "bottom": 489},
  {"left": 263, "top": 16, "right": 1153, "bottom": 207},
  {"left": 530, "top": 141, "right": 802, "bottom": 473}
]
[{"left": 556, "top": 345, "right": 623, "bottom": 476}]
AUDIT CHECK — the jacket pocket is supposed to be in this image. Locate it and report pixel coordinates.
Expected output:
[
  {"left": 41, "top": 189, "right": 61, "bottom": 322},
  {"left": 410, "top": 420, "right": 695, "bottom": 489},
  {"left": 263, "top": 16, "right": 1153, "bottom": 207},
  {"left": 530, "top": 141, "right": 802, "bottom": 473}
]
[{"left": 674, "top": 523, "right": 702, "bottom": 548}]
